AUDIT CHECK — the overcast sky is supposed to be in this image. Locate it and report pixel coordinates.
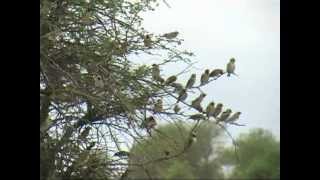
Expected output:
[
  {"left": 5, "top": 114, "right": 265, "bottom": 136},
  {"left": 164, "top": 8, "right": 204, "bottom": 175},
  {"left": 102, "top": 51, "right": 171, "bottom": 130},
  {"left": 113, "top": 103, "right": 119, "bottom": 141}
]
[{"left": 134, "top": 0, "right": 280, "bottom": 139}]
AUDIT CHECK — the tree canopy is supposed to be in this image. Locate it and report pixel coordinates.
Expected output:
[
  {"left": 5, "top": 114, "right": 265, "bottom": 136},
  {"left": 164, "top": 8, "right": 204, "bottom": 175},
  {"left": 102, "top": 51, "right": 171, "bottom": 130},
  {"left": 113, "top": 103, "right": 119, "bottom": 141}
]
[
  {"left": 220, "top": 128, "right": 280, "bottom": 180},
  {"left": 128, "top": 121, "right": 226, "bottom": 179}
]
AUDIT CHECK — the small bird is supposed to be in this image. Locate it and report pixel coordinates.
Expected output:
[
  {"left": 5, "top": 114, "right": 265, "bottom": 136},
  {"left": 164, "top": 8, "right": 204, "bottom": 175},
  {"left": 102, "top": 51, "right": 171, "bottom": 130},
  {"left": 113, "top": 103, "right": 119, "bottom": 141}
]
[
  {"left": 94, "top": 74, "right": 104, "bottom": 88},
  {"left": 144, "top": 34, "right": 152, "bottom": 48},
  {"left": 185, "top": 74, "right": 196, "bottom": 89},
  {"left": 162, "top": 31, "right": 179, "bottom": 39},
  {"left": 212, "top": 103, "right": 223, "bottom": 118},
  {"left": 165, "top": 75, "right": 177, "bottom": 85},
  {"left": 145, "top": 116, "right": 157, "bottom": 136},
  {"left": 226, "top": 112, "right": 241, "bottom": 123},
  {"left": 189, "top": 113, "right": 206, "bottom": 121},
  {"left": 191, "top": 93, "right": 206, "bottom": 112},
  {"left": 177, "top": 89, "right": 188, "bottom": 103},
  {"left": 152, "top": 64, "right": 160, "bottom": 80},
  {"left": 200, "top": 69, "right": 210, "bottom": 85},
  {"left": 209, "top": 69, "right": 224, "bottom": 78},
  {"left": 114, "top": 151, "right": 130, "bottom": 157},
  {"left": 154, "top": 99, "right": 163, "bottom": 112},
  {"left": 226, "top": 58, "right": 236, "bottom": 77},
  {"left": 140, "top": 116, "right": 157, "bottom": 130},
  {"left": 171, "top": 82, "right": 183, "bottom": 93},
  {"left": 174, "top": 104, "right": 181, "bottom": 113},
  {"left": 78, "top": 126, "right": 91, "bottom": 141},
  {"left": 216, "top": 109, "right": 232, "bottom": 123},
  {"left": 146, "top": 116, "right": 157, "bottom": 129},
  {"left": 158, "top": 77, "right": 165, "bottom": 84},
  {"left": 206, "top": 102, "right": 215, "bottom": 118}
]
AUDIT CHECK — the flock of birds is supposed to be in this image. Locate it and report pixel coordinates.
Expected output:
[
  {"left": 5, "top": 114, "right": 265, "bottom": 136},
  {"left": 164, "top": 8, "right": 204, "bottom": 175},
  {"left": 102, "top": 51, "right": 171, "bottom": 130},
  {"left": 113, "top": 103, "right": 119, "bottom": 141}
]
[
  {"left": 93, "top": 57, "right": 241, "bottom": 139},
  {"left": 149, "top": 57, "right": 241, "bottom": 125},
  {"left": 91, "top": 32, "right": 242, "bottom": 157}
]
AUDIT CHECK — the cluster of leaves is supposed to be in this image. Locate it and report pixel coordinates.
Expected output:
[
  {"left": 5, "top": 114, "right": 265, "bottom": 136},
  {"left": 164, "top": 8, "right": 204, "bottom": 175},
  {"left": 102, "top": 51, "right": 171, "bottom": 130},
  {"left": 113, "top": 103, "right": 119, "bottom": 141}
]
[{"left": 40, "top": 0, "right": 241, "bottom": 179}]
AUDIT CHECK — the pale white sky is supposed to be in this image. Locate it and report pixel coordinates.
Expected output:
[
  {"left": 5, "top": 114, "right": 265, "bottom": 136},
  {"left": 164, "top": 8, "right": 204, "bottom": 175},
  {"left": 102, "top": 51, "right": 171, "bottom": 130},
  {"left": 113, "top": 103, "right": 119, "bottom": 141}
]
[{"left": 132, "top": 0, "right": 280, "bottom": 139}]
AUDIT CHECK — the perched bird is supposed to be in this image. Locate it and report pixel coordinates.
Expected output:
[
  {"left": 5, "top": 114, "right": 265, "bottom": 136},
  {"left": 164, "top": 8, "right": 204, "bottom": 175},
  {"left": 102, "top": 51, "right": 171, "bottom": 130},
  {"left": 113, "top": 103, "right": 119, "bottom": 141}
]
[
  {"left": 191, "top": 93, "right": 206, "bottom": 112},
  {"left": 200, "top": 69, "right": 210, "bottom": 85},
  {"left": 174, "top": 104, "right": 181, "bottom": 113},
  {"left": 226, "top": 112, "right": 241, "bottom": 123},
  {"left": 152, "top": 64, "right": 160, "bottom": 80},
  {"left": 143, "top": 34, "right": 152, "bottom": 48},
  {"left": 78, "top": 126, "right": 91, "bottom": 141},
  {"left": 154, "top": 99, "right": 163, "bottom": 112},
  {"left": 217, "top": 109, "right": 232, "bottom": 123},
  {"left": 209, "top": 69, "right": 224, "bottom": 78},
  {"left": 140, "top": 116, "right": 157, "bottom": 131},
  {"left": 94, "top": 74, "right": 104, "bottom": 88},
  {"left": 212, "top": 103, "right": 223, "bottom": 118},
  {"left": 165, "top": 75, "right": 177, "bottom": 85},
  {"left": 145, "top": 116, "right": 157, "bottom": 137},
  {"left": 146, "top": 116, "right": 157, "bottom": 129},
  {"left": 114, "top": 151, "right": 130, "bottom": 157},
  {"left": 177, "top": 89, "right": 188, "bottom": 103},
  {"left": 185, "top": 74, "right": 196, "bottom": 89},
  {"left": 189, "top": 113, "right": 206, "bottom": 121},
  {"left": 226, "top": 58, "right": 236, "bottom": 77},
  {"left": 171, "top": 82, "right": 184, "bottom": 93},
  {"left": 206, "top": 102, "right": 215, "bottom": 118},
  {"left": 162, "top": 31, "right": 179, "bottom": 39},
  {"left": 158, "top": 77, "right": 165, "bottom": 84}
]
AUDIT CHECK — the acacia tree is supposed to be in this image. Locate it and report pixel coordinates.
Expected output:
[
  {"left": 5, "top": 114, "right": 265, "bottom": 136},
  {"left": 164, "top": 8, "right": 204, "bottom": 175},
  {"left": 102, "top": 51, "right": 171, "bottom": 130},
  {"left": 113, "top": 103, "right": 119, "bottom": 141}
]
[{"left": 40, "top": 0, "right": 242, "bottom": 179}]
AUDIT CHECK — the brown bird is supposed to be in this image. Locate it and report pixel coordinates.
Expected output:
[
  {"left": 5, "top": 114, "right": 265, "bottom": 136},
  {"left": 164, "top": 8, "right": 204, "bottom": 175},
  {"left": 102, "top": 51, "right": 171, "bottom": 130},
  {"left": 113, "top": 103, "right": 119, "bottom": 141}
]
[
  {"left": 154, "top": 99, "right": 163, "bottom": 112},
  {"left": 189, "top": 113, "right": 206, "bottom": 121},
  {"left": 216, "top": 109, "right": 232, "bottom": 123},
  {"left": 152, "top": 64, "right": 160, "bottom": 80},
  {"left": 212, "top": 103, "right": 223, "bottom": 118},
  {"left": 209, "top": 69, "right": 224, "bottom": 78},
  {"left": 171, "top": 82, "right": 184, "bottom": 93},
  {"left": 185, "top": 74, "right": 196, "bottom": 89},
  {"left": 144, "top": 34, "right": 152, "bottom": 48},
  {"left": 200, "top": 69, "right": 210, "bottom": 85},
  {"left": 226, "top": 112, "right": 241, "bottom": 123},
  {"left": 226, "top": 58, "right": 236, "bottom": 77},
  {"left": 191, "top": 93, "right": 206, "bottom": 112},
  {"left": 177, "top": 89, "right": 188, "bottom": 103},
  {"left": 174, "top": 104, "right": 181, "bottom": 113},
  {"left": 206, "top": 102, "right": 215, "bottom": 118},
  {"left": 146, "top": 116, "right": 157, "bottom": 129},
  {"left": 165, "top": 75, "right": 177, "bottom": 85},
  {"left": 162, "top": 31, "right": 179, "bottom": 39}
]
